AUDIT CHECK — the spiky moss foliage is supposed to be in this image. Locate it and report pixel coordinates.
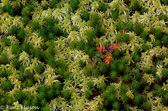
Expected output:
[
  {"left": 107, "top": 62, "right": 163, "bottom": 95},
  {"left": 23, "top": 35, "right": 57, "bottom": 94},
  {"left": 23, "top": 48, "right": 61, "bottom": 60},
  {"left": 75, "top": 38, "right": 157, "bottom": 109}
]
[
  {"left": 125, "top": 21, "right": 133, "bottom": 31},
  {"left": 133, "top": 94, "right": 142, "bottom": 106},
  {"left": 1, "top": 37, "right": 10, "bottom": 46},
  {"left": 50, "top": 0, "right": 61, "bottom": 8},
  {"left": 133, "top": 23, "right": 144, "bottom": 35},
  {"left": 99, "top": 62, "right": 108, "bottom": 73},
  {"left": 142, "top": 43, "right": 149, "bottom": 51},
  {"left": 162, "top": 35, "right": 168, "bottom": 46},
  {"left": 123, "top": 74, "right": 131, "bottom": 82},
  {"left": 112, "top": 101, "right": 120, "bottom": 110},
  {"left": 89, "top": 14, "right": 101, "bottom": 27},
  {"left": 0, "top": 52, "right": 8, "bottom": 64},
  {"left": 112, "top": 8, "right": 119, "bottom": 20},
  {"left": 70, "top": 0, "right": 79, "bottom": 12},
  {"left": 83, "top": 66, "right": 91, "bottom": 76},
  {"left": 99, "top": 2, "right": 107, "bottom": 11},
  {"left": 133, "top": 54, "right": 141, "bottom": 62},
  {"left": 161, "top": 0, "right": 168, "bottom": 5},
  {"left": 110, "top": 71, "right": 118, "bottom": 81},
  {"left": 62, "top": 90, "right": 71, "bottom": 100},
  {"left": 153, "top": 28, "right": 163, "bottom": 39},
  {"left": 116, "top": 22, "right": 123, "bottom": 31},
  {"left": 81, "top": 11, "right": 90, "bottom": 21},
  {"left": 100, "top": 82, "right": 107, "bottom": 90},
  {"left": 1, "top": 80, "right": 13, "bottom": 91},
  {"left": 140, "top": 31, "right": 148, "bottom": 40},
  {"left": 0, "top": 3, "right": 14, "bottom": 16},
  {"left": 92, "top": 69, "right": 100, "bottom": 77},
  {"left": 154, "top": 40, "right": 161, "bottom": 46}
]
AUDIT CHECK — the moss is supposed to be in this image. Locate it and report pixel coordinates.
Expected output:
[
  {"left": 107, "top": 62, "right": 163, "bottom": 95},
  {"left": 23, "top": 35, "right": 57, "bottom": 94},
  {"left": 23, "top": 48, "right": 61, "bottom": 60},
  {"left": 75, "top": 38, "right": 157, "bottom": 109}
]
[
  {"left": 125, "top": 22, "right": 133, "bottom": 31},
  {"left": 163, "top": 69, "right": 168, "bottom": 78},
  {"left": 121, "top": 94, "right": 129, "bottom": 102},
  {"left": 112, "top": 101, "right": 120, "bottom": 109},
  {"left": 47, "top": 88, "right": 54, "bottom": 99},
  {"left": 53, "top": 82, "right": 62, "bottom": 90},
  {"left": 0, "top": 52, "right": 8, "bottom": 64},
  {"left": 124, "top": 74, "right": 131, "bottom": 82},
  {"left": 132, "top": 80, "right": 140, "bottom": 90},
  {"left": 92, "top": 69, "right": 100, "bottom": 77},
  {"left": 112, "top": 8, "right": 119, "bottom": 20},
  {"left": 120, "top": 84, "right": 128, "bottom": 93},
  {"left": 101, "top": 91, "right": 109, "bottom": 99},
  {"left": 40, "top": 99, "right": 47, "bottom": 106},
  {"left": 50, "top": 0, "right": 61, "bottom": 8},
  {"left": 12, "top": 58, "right": 20, "bottom": 69},
  {"left": 123, "top": 34, "right": 130, "bottom": 42},
  {"left": 150, "top": 66, "right": 157, "bottom": 74},
  {"left": 81, "top": 11, "right": 90, "bottom": 21},
  {"left": 99, "top": 2, "right": 107, "bottom": 11},
  {"left": 154, "top": 29, "right": 162, "bottom": 38},
  {"left": 142, "top": 43, "right": 149, "bottom": 51},
  {"left": 154, "top": 40, "right": 161, "bottom": 46},
  {"left": 62, "top": 71, "right": 70, "bottom": 79},
  {"left": 70, "top": 0, "right": 79, "bottom": 12},
  {"left": 133, "top": 94, "right": 141, "bottom": 105},
  {"left": 100, "top": 82, "right": 106, "bottom": 90},
  {"left": 62, "top": 90, "right": 71, "bottom": 100},
  {"left": 87, "top": 81, "right": 93, "bottom": 88},
  {"left": 108, "top": 94, "right": 115, "bottom": 102},
  {"left": 99, "top": 62, "right": 108, "bottom": 73},
  {"left": 83, "top": 66, "right": 91, "bottom": 76},
  {"left": 133, "top": 23, "right": 144, "bottom": 35},
  {"left": 116, "top": 22, "right": 123, "bottom": 31},
  {"left": 161, "top": 35, "right": 168, "bottom": 46},
  {"left": 110, "top": 71, "right": 118, "bottom": 80},
  {"left": 133, "top": 54, "right": 141, "bottom": 62},
  {"left": 89, "top": 14, "right": 100, "bottom": 27},
  {"left": 30, "top": 22, "right": 40, "bottom": 30},
  {"left": 140, "top": 31, "right": 148, "bottom": 40},
  {"left": 8, "top": 25, "right": 19, "bottom": 35}
]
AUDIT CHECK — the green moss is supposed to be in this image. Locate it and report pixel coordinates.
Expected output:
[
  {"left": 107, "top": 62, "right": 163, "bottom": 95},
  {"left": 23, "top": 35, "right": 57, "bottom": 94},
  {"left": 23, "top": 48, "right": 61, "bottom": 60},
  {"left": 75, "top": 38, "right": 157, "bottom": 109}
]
[
  {"left": 112, "top": 8, "right": 119, "bottom": 20},
  {"left": 83, "top": 66, "right": 91, "bottom": 76},
  {"left": 92, "top": 69, "right": 100, "bottom": 77},
  {"left": 124, "top": 74, "right": 131, "bottom": 82},
  {"left": 133, "top": 54, "right": 141, "bottom": 62},
  {"left": 133, "top": 23, "right": 144, "bottom": 35},
  {"left": 133, "top": 94, "right": 141, "bottom": 105},
  {"left": 63, "top": 71, "right": 70, "bottom": 79},
  {"left": 108, "top": 94, "right": 115, "bottom": 102},
  {"left": 8, "top": 25, "right": 19, "bottom": 35},
  {"left": 81, "top": 11, "right": 90, "bottom": 21},
  {"left": 125, "top": 22, "right": 133, "bottom": 31},
  {"left": 99, "top": 2, "right": 107, "bottom": 11},
  {"left": 70, "top": 0, "right": 79, "bottom": 12},
  {"left": 142, "top": 43, "right": 149, "bottom": 51},
  {"left": 0, "top": 52, "right": 8, "bottom": 64},
  {"left": 89, "top": 14, "right": 100, "bottom": 27},
  {"left": 99, "top": 62, "right": 108, "bottom": 73},
  {"left": 100, "top": 82, "right": 106, "bottom": 90},
  {"left": 154, "top": 40, "right": 161, "bottom": 46},
  {"left": 87, "top": 81, "right": 93, "bottom": 88},
  {"left": 132, "top": 80, "right": 140, "bottom": 90},
  {"left": 79, "top": 60, "right": 86, "bottom": 68},
  {"left": 62, "top": 90, "right": 71, "bottom": 100},
  {"left": 121, "top": 94, "right": 129, "bottom": 102},
  {"left": 53, "top": 82, "right": 62, "bottom": 90},
  {"left": 112, "top": 101, "right": 120, "bottom": 109},
  {"left": 110, "top": 71, "right": 118, "bottom": 80},
  {"left": 154, "top": 29, "right": 162, "bottom": 38},
  {"left": 30, "top": 22, "right": 40, "bottom": 30}
]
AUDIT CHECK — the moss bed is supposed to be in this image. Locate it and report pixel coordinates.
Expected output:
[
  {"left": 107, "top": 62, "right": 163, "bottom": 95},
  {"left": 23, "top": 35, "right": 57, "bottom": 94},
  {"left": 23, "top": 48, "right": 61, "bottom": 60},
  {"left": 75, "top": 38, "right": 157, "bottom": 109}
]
[{"left": 0, "top": 0, "right": 168, "bottom": 111}]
